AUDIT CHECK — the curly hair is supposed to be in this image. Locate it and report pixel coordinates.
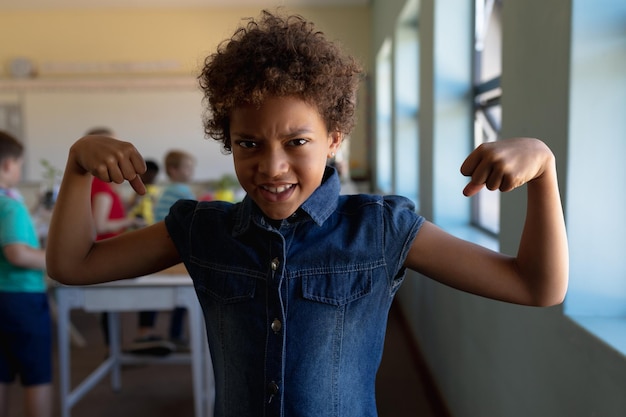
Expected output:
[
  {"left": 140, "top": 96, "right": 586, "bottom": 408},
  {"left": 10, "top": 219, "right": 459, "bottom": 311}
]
[{"left": 198, "top": 10, "right": 364, "bottom": 152}]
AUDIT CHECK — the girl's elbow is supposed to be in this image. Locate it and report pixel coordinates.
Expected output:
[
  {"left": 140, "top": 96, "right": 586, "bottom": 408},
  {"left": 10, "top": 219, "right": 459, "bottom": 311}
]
[
  {"left": 46, "top": 261, "right": 81, "bottom": 286},
  {"left": 48, "top": 273, "right": 84, "bottom": 286},
  {"left": 46, "top": 268, "right": 69, "bottom": 285},
  {"left": 530, "top": 280, "right": 569, "bottom": 307},
  {"left": 533, "top": 293, "right": 566, "bottom": 307}
]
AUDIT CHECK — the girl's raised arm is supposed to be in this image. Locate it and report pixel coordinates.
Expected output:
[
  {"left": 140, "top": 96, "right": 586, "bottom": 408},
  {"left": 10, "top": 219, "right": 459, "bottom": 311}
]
[
  {"left": 46, "top": 136, "right": 180, "bottom": 285},
  {"left": 405, "top": 138, "right": 569, "bottom": 306}
]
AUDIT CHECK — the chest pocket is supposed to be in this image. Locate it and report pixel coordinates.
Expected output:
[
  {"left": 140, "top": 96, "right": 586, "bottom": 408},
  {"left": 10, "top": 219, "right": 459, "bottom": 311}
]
[
  {"left": 300, "top": 266, "right": 376, "bottom": 307},
  {"left": 193, "top": 265, "right": 259, "bottom": 304}
]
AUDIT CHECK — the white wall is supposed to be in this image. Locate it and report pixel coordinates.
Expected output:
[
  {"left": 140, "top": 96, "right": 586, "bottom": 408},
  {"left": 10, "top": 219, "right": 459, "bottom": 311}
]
[{"left": 0, "top": 80, "right": 234, "bottom": 184}]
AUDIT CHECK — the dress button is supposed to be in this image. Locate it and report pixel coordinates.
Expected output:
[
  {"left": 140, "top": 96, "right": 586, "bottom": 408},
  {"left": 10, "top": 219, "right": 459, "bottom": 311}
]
[
  {"left": 267, "top": 381, "right": 280, "bottom": 396},
  {"left": 270, "top": 258, "right": 279, "bottom": 271},
  {"left": 271, "top": 318, "right": 282, "bottom": 334}
]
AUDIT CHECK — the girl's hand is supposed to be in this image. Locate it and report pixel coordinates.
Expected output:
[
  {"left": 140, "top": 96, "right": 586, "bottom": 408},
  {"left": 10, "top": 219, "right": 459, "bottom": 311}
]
[
  {"left": 460, "top": 137, "right": 554, "bottom": 197},
  {"left": 69, "top": 135, "right": 147, "bottom": 195}
]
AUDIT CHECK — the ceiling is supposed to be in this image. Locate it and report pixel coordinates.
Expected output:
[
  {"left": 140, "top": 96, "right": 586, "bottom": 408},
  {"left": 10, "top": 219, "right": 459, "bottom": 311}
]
[{"left": 0, "top": 0, "right": 368, "bottom": 10}]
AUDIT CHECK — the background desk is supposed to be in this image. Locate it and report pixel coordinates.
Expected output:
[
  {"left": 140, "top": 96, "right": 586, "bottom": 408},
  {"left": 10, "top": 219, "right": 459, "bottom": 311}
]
[{"left": 54, "top": 267, "right": 214, "bottom": 417}]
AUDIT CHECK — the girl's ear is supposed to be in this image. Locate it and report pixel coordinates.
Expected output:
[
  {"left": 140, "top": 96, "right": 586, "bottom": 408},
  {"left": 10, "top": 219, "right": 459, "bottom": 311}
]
[{"left": 328, "top": 131, "right": 343, "bottom": 158}]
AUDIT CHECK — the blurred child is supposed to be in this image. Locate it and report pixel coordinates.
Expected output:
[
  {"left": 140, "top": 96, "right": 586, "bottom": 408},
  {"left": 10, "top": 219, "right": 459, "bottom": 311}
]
[
  {"left": 127, "top": 159, "right": 161, "bottom": 226},
  {"left": 87, "top": 127, "right": 142, "bottom": 240},
  {"left": 154, "top": 150, "right": 196, "bottom": 221},
  {"left": 0, "top": 130, "right": 51, "bottom": 417}
]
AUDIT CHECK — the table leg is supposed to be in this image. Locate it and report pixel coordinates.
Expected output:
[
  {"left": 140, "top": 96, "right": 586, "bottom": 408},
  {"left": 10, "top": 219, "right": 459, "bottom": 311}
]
[
  {"left": 185, "top": 297, "right": 206, "bottom": 417},
  {"left": 56, "top": 289, "right": 71, "bottom": 417},
  {"left": 107, "top": 312, "right": 122, "bottom": 391}
]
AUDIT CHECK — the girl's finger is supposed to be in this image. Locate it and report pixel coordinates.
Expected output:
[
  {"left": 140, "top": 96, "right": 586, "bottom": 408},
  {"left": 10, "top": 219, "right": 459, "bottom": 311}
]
[
  {"left": 462, "top": 182, "right": 484, "bottom": 197},
  {"left": 460, "top": 147, "right": 482, "bottom": 177},
  {"left": 128, "top": 175, "right": 146, "bottom": 195}
]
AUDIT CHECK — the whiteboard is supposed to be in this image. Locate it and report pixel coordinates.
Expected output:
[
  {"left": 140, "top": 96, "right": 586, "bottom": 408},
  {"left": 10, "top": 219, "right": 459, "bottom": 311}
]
[{"left": 19, "top": 88, "right": 235, "bottom": 183}]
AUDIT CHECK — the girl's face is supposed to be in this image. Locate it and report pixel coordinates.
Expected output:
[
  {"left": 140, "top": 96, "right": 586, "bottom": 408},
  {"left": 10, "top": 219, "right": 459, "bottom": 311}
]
[{"left": 230, "top": 96, "right": 342, "bottom": 220}]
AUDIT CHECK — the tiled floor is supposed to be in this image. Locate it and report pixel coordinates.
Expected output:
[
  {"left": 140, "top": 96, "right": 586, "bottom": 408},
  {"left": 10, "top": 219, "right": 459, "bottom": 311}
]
[{"left": 8, "top": 300, "right": 446, "bottom": 417}]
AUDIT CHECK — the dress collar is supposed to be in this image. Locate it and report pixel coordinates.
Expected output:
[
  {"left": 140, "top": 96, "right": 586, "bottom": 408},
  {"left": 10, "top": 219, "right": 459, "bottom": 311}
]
[{"left": 233, "top": 166, "right": 340, "bottom": 235}]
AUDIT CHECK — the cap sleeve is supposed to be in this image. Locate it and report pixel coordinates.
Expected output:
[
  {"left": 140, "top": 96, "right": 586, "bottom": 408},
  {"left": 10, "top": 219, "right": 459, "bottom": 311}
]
[
  {"left": 381, "top": 195, "right": 424, "bottom": 277},
  {"left": 163, "top": 199, "right": 199, "bottom": 264}
]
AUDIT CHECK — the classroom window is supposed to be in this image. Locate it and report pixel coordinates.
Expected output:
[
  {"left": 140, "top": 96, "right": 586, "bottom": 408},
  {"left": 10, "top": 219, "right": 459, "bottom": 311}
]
[
  {"left": 472, "top": 0, "right": 502, "bottom": 235},
  {"left": 393, "top": 0, "right": 420, "bottom": 207},
  {"left": 375, "top": 39, "right": 393, "bottom": 195},
  {"left": 564, "top": 0, "right": 626, "bottom": 356}
]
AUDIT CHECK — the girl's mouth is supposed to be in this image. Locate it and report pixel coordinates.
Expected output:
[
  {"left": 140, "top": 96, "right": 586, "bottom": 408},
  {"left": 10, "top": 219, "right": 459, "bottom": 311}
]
[
  {"left": 261, "top": 184, "right": 295, "bottom": 194},
  {"left": 259, "top": 183, "right": 296, "bottom": 203}
]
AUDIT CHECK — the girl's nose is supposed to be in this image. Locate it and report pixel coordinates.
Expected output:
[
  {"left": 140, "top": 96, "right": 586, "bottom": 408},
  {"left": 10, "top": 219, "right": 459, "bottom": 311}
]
[{"left": 258, "top": 148, "right": 289, "bottom": 177}]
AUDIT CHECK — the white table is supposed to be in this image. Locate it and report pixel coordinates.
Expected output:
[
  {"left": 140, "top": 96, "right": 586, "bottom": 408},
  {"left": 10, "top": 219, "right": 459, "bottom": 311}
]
[{"left": 54, "top": 267, "right": 214, "bottom": 417}]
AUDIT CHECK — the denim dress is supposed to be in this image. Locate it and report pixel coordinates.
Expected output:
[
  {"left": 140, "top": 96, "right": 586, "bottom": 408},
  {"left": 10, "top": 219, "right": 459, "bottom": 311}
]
[{"left": 165, "top": 168, "right": 424, "bottom": 417}]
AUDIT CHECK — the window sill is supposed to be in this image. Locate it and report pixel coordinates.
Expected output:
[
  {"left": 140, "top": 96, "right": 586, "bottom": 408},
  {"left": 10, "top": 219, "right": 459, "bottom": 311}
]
[{"left": 568, "top": 316, "right": 626, "bottom": 357}]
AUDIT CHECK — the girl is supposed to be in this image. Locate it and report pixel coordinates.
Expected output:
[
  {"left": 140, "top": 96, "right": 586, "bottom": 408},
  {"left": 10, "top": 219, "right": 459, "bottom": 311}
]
[{"left": 47, "top": 10, "right": 568, "bottom": 417}]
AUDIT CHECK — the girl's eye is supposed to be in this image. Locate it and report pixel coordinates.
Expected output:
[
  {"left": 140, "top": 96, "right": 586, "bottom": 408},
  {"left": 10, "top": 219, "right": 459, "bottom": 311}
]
[
  {"left": 289, "top": 138, "right": 308, "bottom": 147},
  {"left": 236, "top": 140, "right": 257, "bottom": 149}
]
